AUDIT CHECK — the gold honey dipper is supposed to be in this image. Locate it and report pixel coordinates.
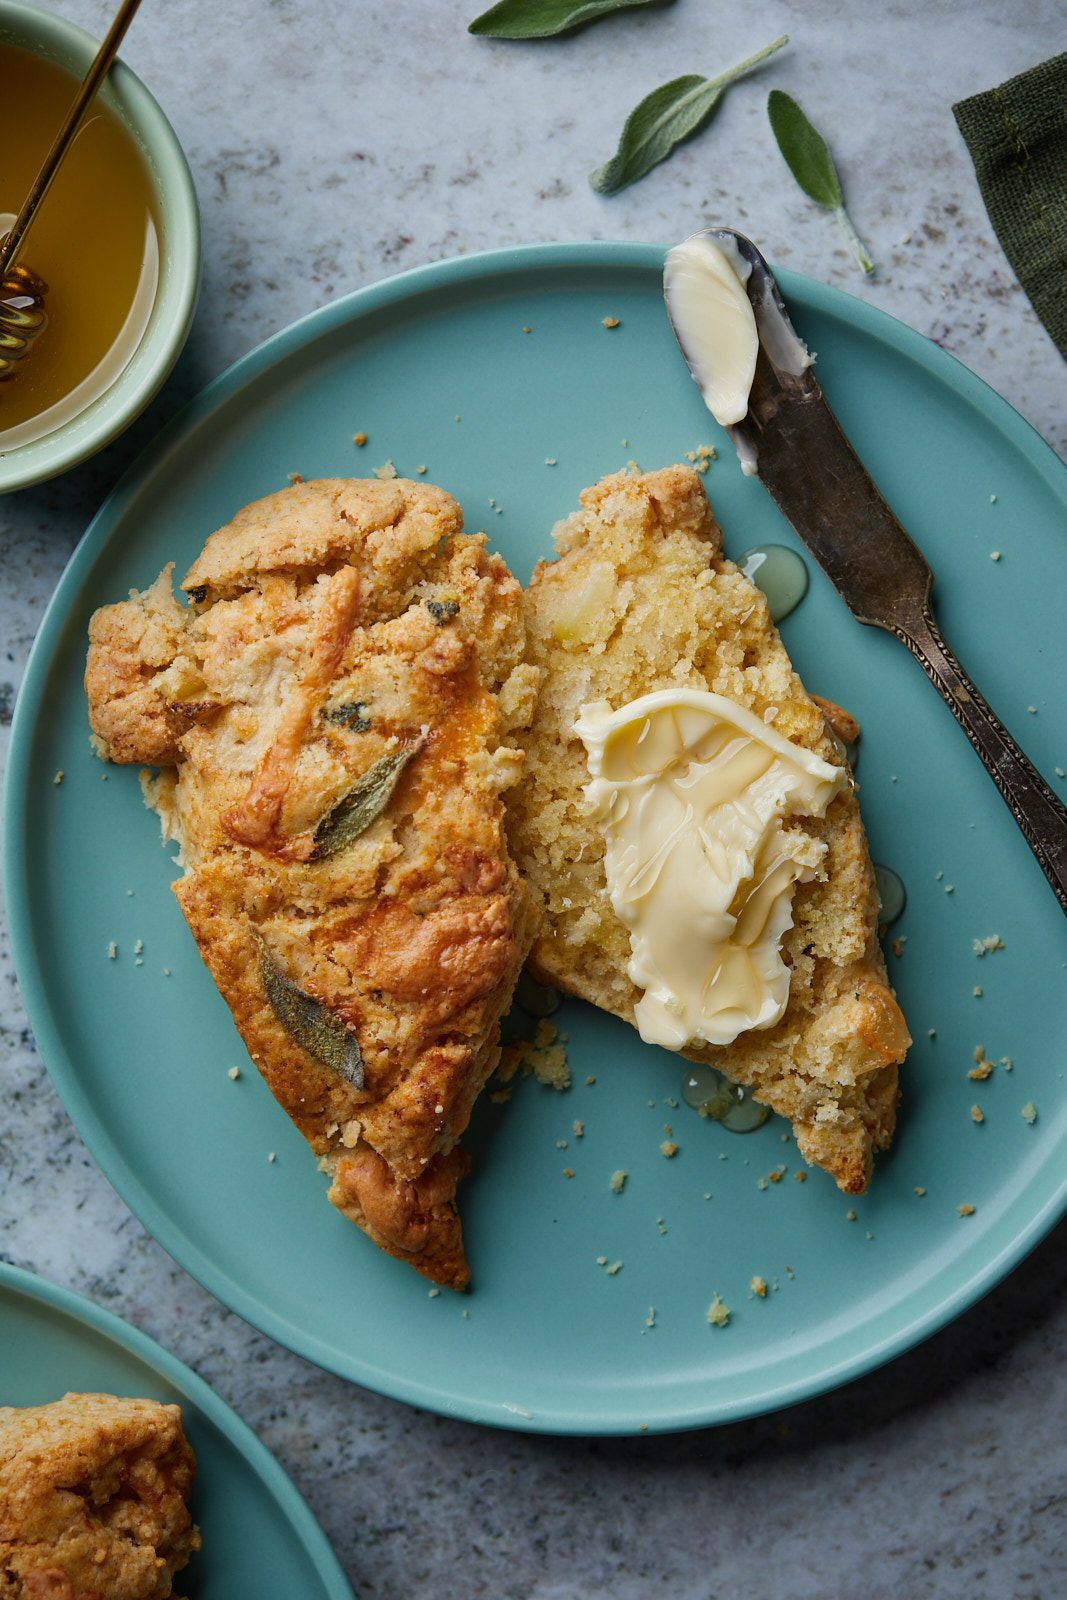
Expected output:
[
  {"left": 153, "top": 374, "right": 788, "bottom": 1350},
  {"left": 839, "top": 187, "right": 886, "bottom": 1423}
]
[{"left": 0, "top": 0, "right": 143, "bottom": 382}]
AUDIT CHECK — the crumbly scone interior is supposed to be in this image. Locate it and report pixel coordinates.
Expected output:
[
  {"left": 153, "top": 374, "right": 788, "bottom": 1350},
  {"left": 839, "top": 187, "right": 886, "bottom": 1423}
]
[
  {"left": 85, "top": 478, "right": 540, "bottom": 1288},
  {"left": 506, "top": 465, "right": 910, "bottom": 1195},
  {"left": 0, "top": 1392, "right": 200, "bottom": 1599}
]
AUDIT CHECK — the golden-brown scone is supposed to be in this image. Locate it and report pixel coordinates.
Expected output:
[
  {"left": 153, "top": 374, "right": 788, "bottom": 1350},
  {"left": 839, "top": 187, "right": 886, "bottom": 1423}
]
[
  {"left": 0, "top": 1393, "right": 200, "bottom": 1599},
  {"left": 506, "top": 466, "right": 909, "bottom": 1195},
  {"left": 85, "top": 477, "right": 540, "bottom": 1288}
]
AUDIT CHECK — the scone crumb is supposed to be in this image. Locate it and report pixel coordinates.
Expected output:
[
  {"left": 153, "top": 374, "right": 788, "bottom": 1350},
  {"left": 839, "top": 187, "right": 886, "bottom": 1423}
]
[
  {"left": 602, "top": 316, "right": 620, "bottom": 328},
  {"left": 374, "top": 460, "right": 397, "bottom": 480},
  {"left": 969, "top": 1049, "right": 994, "bottom": 1080},
  {"left": 563, "top": 1168, "right": 575, "bottom": 1178},
  {"left": 1022, "top": 1102, "right": 1038, "bottom": 1124},
  {"left": 706, "top": 1292, "right": 730, "bottom": 1327},
  {"left": 287, "top": 472, "right": 303, "bottom": 484},
  {"left": 757, "top": 1178, "right": 768, "bottom": 1190},
  {"left": 353, "top": 432, "right": 367, "bottom": 446},
  {"left": 846, "top": 1209, "right": 857, "bottom": 1221},
  {"left": 683, "top": 444, "right": 717, "bottom": 475},
  {"left": 228, "top": 1066, "right": 240, "bottom": 1080},
  {"left": 970, "top": 1105, "right": 985, "bottom": 1124},
  {"left": 610, "top": 1169, "right": 627, "bottom": 1193},
  {"left": 957, "top": 1202, "right": 976, "bottom": 1216},
  {"left": 974, "top": 935, "right": 1004, "bottom": 955},
  {"left": 914, "top": 1186, "right": 926, "bottom": 1196},
  {"left": 750, "top": 1276, "right": 767, "bottom": 1297},
  {"left": 660, "top": 1140, "right": 678, "bottom": 1158},
  {"left": 795, "top": 1171, "right": 807, "bottom": 1183},
  {"left": 973, "top": 986, "right": 983, "bottom": 997},
  {"left": 573, "top": 1120, "right": 585, "bottom": 1138},
  {"left": 268, "top": 1152, "right": 276, "bottom": 1162},
  {"left": 1001, "top": 1057, "right": 1013, "bottom": 1071},
  {"left": 499, "top": 1020, "right": 571, "bottom": 1089},
  {"left": 53, "top": 769, "right": 64, "bottom": 784},
  {"left": 107, "top": 941, "right": 117, "bottom": 959},
  {"left": 429, "top": 1287, "right": 440, "bottom": 1297},
  {"left": 605, "top": 1260, "right": 622, "bottom": 1275}
]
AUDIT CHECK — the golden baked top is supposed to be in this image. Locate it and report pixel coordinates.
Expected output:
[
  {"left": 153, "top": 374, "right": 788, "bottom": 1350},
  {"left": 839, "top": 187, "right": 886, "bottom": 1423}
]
[
  {"left": 85, "top": 477, "right": 540, "bottom": 1288},
  {"left": 0, "top": 1392, "right": 200, "bottom": 1599}
]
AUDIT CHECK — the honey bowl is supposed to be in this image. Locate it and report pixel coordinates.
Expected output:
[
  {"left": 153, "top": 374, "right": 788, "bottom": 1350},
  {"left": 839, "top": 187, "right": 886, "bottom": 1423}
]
[{"left": 0, "top": 1, "right": 199, "bottom": 493}]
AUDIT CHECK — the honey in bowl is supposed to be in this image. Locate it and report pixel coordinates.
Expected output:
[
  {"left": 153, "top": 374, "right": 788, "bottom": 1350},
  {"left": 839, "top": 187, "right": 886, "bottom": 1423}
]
[{"left": 0, "top": 40, "right": 159, "bottom": 449}]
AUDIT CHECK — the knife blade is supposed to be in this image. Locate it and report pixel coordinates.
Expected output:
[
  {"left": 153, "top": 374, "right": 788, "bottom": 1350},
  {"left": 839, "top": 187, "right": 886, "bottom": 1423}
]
[{"left": 667, "top": 228, "right": 1067, "bottom": 916}]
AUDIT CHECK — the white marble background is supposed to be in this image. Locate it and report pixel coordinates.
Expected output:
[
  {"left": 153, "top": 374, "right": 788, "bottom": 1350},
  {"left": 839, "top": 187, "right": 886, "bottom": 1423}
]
[{"left": 3, "top": 1, "right": 1067, "bottom": 1595}]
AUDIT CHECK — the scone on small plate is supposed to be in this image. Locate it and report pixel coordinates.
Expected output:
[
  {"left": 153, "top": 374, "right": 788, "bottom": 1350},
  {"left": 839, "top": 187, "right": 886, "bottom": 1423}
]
[
  {"left": 0, "top": 1392, "right": 200, "bottom": 1599},
  {"left": 85, "top": 478, "right": 539, "bottom": 1289},
  {"left": 506, "top": 465, "right": 910, "bottom": 1195}
]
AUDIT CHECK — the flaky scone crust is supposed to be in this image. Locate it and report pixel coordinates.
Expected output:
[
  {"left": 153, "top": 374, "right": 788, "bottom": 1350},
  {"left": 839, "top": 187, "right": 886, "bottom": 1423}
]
[
  {"left": 85, "top": 478, "right": 538, "bottom": 1288},
  {"left": 506, "top": 466, "right": 909, "bottom": 1195},
  {"left": 0, "top": 1393, "right": 199, "bottom": 1599}
]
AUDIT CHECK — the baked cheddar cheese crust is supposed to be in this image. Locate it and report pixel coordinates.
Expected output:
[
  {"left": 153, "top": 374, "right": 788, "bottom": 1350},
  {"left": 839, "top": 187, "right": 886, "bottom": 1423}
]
[{"left": 85, "top": 477, "right": 539, "bottom": 1288}]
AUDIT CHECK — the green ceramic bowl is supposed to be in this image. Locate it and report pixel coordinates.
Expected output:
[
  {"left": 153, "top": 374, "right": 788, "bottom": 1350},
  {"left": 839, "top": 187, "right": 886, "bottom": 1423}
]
[{"left": 0, "top": 1, "right": 200, "bottom": 492}]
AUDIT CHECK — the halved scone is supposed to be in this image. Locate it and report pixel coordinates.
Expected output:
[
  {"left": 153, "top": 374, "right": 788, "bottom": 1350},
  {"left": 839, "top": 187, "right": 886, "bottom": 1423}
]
[
  {"left": 85, "top": 477, "right": 539, "bottom": 1288},
  {"left": 506, "top": 465, "right": 909, "bottom": 1194}
]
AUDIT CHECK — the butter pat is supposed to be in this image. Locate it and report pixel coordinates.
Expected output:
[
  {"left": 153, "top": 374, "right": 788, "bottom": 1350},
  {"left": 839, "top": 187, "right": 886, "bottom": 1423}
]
[
  {"left": 663, "top": 234, "right": 759, "bottom": 427},
  {"left": 575, "top": 690, "right": 847, "bottom": 1049}
]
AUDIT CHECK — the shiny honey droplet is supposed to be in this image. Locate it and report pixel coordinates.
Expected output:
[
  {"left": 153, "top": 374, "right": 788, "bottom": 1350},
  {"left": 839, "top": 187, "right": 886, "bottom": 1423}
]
[
  {"left": 873, "top": 864, "right": 906, "bottom": 925},
  {"left": 681, "top": 1064, "right": 769, "bottom": 1133},
  {"left": 514, "top": 972, "right": 562, "bottom": 1017},
  {"left": 739, "top": 544, "right": 809, "bottom": 622}
]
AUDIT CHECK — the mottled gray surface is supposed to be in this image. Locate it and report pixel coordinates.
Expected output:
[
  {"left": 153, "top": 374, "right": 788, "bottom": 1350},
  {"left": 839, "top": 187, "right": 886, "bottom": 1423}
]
[{"left": 3, "top": 2, "right": 1067, "bottom": 1596}]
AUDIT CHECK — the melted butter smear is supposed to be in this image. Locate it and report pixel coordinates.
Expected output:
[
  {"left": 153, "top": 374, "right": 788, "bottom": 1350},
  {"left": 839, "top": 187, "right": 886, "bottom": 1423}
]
[{"left": 576, "top": 690, "right": 846, "bottom": 1049}]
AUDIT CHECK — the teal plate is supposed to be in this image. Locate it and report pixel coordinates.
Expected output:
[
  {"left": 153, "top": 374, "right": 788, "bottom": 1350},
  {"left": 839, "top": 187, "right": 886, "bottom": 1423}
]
[
  {"left": 0, "top": 1262, "right": 353, "bottom": 1598},
  {"left": 6, "top": 242, "right": 1067, "bottom": 1435}
]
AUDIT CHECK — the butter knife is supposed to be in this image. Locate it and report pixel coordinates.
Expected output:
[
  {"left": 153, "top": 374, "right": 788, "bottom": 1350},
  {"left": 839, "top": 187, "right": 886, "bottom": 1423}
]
[{"left": 667, "top": 227, "right": 1067, "bottom": 916}]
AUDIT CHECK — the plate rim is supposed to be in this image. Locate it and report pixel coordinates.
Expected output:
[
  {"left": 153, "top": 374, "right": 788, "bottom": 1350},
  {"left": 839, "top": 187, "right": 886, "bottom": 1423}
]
[
  {"left": 0, "top": 1260, "right": 354, "bottom": 1597},
  {"left": 6, "top": 238, "right": 1067, "bottom": 1435}
]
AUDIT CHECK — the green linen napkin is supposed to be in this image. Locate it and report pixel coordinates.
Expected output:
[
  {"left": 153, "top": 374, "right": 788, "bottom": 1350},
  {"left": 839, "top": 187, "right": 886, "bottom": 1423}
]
[{"left": 953, "top": 52, "right": 1067, "bottom": 359}]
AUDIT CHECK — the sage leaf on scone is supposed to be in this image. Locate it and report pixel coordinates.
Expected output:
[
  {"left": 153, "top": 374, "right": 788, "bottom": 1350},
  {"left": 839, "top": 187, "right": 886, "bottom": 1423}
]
[
  {"left": 255, "top": 933, "right": 364, "bottom": 1089},
  {"left": 322, "top": 700, "right": 371, "bottom": 731},
  {"left": 767, "top": 88, "right": 873, "bottom": 273},
  {"left": 468, "top": 0, "right": 672, "bottom": 39},
  {"left": 589, "top": 34, "right": 787, "bottom": 195},
  {"left": 313, "top": 744, "right": 421, "bottom": 860}
]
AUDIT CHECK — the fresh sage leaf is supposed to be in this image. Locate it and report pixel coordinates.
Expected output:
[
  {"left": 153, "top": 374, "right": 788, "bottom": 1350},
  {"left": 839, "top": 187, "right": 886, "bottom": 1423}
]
[
  {"left": 469, "top": 0, "right": 671, "bottom": 39},
  {"left": 590, "top": 34, "right": 788, "bottom": 195},
  {"left": 425, "top": 598, "right": 460, "bottom": 625},
  {"left": 313, "top": 744, "right": 420, "bottom": 860},
  {"left": 255, "top": 933, "right": 363, "bottom": 1088},
  {"left": 767, "top": 89, "right": 873, "bottom": 273},
  {"left": 322, "top": 700, "right": 371, "bottom": 731}
]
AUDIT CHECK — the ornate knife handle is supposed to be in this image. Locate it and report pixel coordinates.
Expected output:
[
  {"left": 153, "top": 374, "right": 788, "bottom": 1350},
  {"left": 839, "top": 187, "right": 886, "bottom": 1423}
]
[{"left": 897, "top": 604, "right": 1067, "bottom": 915}]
